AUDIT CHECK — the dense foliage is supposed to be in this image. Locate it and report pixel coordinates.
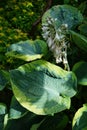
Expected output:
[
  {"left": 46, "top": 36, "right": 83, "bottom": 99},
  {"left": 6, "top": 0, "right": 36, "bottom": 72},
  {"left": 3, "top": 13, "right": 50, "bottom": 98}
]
[{"left": 0, "top": 0, "right": 87, "bottom": 130}]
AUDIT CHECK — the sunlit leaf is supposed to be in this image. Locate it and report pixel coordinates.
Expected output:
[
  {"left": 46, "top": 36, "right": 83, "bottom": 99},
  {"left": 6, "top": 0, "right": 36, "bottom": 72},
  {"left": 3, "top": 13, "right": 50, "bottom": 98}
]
[
  {"left": 10, "top": 60, "right": 77, "bottom": 115},
  {"left": 6, "top": 40, "right": 48, "bottom": 61},
  {"left": 72, "top": 104, "right": 87, "bottom": 130}
]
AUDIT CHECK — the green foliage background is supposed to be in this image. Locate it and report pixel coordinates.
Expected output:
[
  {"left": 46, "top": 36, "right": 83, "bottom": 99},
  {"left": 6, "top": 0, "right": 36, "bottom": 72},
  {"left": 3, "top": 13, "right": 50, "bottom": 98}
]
[{"left": 0, "top": 0, "right": 87, "bottom": 130}]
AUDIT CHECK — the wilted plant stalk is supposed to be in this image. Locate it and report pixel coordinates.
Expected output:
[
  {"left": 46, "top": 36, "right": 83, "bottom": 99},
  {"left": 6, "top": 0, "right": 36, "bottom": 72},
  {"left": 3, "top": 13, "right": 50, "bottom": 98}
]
[{"left": 42, "top": 17, "right": 70, "bottom": 71}]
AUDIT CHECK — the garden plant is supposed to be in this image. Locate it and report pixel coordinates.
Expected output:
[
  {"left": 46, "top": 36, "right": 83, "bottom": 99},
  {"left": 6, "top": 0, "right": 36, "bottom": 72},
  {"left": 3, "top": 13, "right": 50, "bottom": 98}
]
[{"left": 0, "top": 0, "right": 87, "bottom": 130}]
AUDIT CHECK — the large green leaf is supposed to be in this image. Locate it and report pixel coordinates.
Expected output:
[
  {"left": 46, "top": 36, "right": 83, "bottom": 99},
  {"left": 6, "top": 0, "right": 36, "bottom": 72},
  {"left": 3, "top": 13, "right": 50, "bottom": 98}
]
[
  {"left": 9, "top": 96, "right": 28, "bottom": 120},
  {"left": 70, "top": 30, "right": 87, "bottom": 52},
  {"left": 42, "top": 5, "right": 83, "bottom": 29},
  {"left": 0, "top": 103, "right": 7, "bottom": 130},
  {"left": 0, "top": 70, "right": 9, "bottom": 91},
  {"left": 6, "top": 40, "right": 48, "bottom": 61},
  {"left": 72, "top": 104, "right": 87, "bottom": 130},
  {"left": 10, "top": 60, "right": 77, "bottom": 115},
  {"left": 72, "top": 61, "right": 87, "bottom": 85}
]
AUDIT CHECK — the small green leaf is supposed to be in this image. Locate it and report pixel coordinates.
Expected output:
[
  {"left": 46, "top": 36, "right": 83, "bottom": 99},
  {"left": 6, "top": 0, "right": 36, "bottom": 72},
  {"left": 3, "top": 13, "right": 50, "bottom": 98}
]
[
  {"left": 72, "top": 104, "right": 87, "bottom": 130},
  {"left": 10, "top": 60, "right": 77, "bottom": 115},
  {"left": 72, "top": 61, "right": 87, "bottom": 85},
  {"left": 6, "top": 40, "right": 48, "bottom": 61},
  {"left": 0, "top": 70, "right": 9, "bottom": 91},
  {"left": 42, "top": 5, "right": 83, "bottom": 29},
  {"left": 0, "top": 103, "right": 7, "bottom": 130},
  {"left": 9, "top": 96, "right": 28, "bottom": 120},
  {"left": 70, "top": 30, "right": 87, "bottom": 52}
]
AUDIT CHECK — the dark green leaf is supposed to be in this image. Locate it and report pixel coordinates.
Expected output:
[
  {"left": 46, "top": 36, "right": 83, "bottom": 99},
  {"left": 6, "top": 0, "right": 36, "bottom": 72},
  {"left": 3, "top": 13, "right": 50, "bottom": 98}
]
[
  {"left": 4, "top": 112, "right": 43, "bottom": 130},
  {"left": 70, "top": 30, "right": 87, "bottom": 52},
  {"left": 9, "top": 96, "right": 28, "bottom": 120},
  {"left": 6, "top": 40, "right": 48, "bottom": 61},
  {"left": 0, "top": 70, "right": 9, "bottom": 91},
  {"left": 79, "top": 24, "right": 87, "bottom": 37},
  {"left": 78, "top": 1, "right": 87, "bottom": 14},
  {"left": 10, "top": 60, "right": 77, "bottom": 115},
  {"left": 37, "top": 112, "right": 68, "bottom": 130},
  {"left": 72, "top": 61, "right": 87, "bottom": 85},
  {"left": 64, "top": 0, "right": 70, "bottom": 4}
]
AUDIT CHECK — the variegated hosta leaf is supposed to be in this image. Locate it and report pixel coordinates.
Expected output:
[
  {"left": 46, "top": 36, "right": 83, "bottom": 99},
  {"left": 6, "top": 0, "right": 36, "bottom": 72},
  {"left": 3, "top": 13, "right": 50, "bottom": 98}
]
[
  {"left": 10, "top": 60, "right": 77, "bottom": 115},
  {"left": 6, "top": 40, "right": 48, "bottom": 61},
  {"left": 72, "top": 104, "right": 87, "bottom": 130},
  {"left": 42, "top": 5, "right": 83, "bottom": 30}
]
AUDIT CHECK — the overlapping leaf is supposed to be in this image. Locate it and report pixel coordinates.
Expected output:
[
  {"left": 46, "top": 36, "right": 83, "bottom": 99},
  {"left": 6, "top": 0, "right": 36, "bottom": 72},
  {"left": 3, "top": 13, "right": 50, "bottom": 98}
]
[
  {"left": 4, "top": 111, "right": 43, "bottom": 130},
  {"left": 72, "top": 104, "right": 87, "bottom": 130},
  {"left": 9, "top": 96, "right": 28, "bottom": 120},
  {"left": 6, "top": 40, "right": 48, "bottom": 61},
  {"left": 10, "top": 60, "right": 77, "bottom": 115}
]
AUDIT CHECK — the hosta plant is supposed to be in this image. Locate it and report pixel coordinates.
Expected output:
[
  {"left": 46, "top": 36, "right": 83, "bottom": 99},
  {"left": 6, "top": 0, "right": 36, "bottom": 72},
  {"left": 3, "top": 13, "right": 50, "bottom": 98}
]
[{"left": 0, "top": 4, "right": 87, "bottom": 130}]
